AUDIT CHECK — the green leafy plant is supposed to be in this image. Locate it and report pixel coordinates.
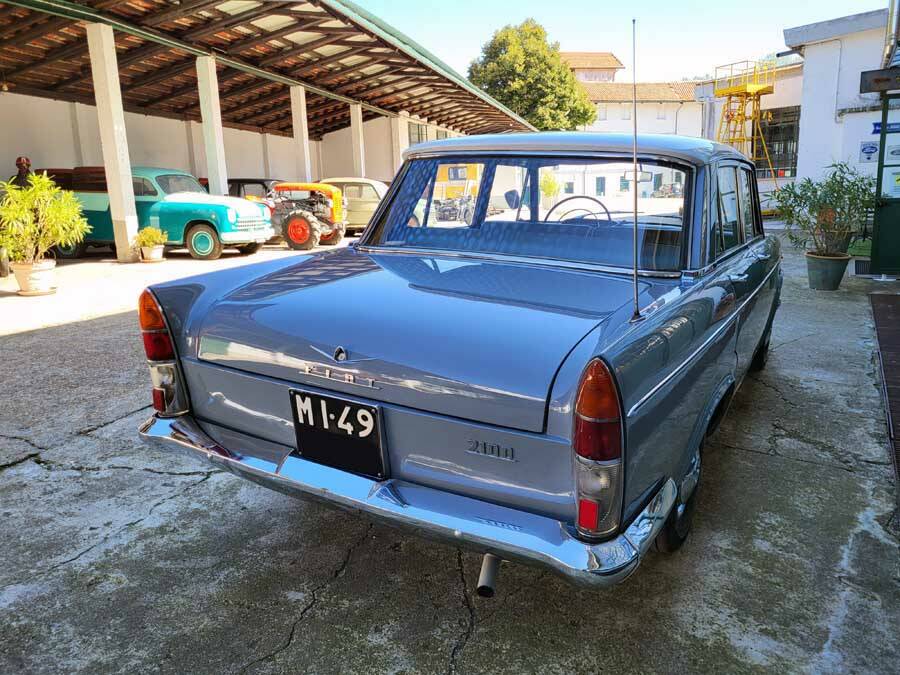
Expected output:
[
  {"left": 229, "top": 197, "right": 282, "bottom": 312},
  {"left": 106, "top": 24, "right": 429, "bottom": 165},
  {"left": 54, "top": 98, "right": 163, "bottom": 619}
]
[
  {"left": 539, "top": 171, "right": 560, "bottom": 198},
  {"left": 468, "top": 19, "right": 596, "bottom": 131},
  {"left": 0, "top": 172, "right": 89, "bottom": 264},
  {"left": 772, "top": 162, "right": 875, "bottom": 257},
  {"left": 135, "top": 226, "right": 168, "bottom": 248}
]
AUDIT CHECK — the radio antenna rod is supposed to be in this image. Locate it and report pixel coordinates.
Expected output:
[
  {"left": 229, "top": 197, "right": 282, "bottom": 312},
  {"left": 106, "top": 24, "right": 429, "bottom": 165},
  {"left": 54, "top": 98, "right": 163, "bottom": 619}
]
[{"left": 630, "top": 18, "right": 643, "bottom": 322}]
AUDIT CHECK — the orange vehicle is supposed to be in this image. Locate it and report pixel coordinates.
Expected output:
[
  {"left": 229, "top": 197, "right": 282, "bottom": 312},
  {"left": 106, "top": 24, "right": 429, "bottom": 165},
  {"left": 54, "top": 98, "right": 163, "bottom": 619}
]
[{"left": 272, "top": 182, "right": 347, "bottom": 250}]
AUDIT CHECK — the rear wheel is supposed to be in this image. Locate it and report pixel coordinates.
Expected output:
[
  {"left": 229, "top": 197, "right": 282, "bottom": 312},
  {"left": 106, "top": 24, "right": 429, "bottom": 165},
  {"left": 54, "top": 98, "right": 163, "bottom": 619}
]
[
  {"left": 319, "top": 222, "right": 345, "bottom": 246},
  {"left": 55, "top": 241, "right": 87, "bottom": 259},
  {"left": 237, "top": 242, "right": 262, "bottom": 255},
  {"left": 283, "top": 211, "right": 322, "bottom": 250},
  {"left": 655, "top": 443, "right": 702, "bottom": 553},
  {"left": 186, "top": 224, "right": 223, "bottom": 260},
  {"left": 749, "top": 329, "right": 771, "bottom": 372}
]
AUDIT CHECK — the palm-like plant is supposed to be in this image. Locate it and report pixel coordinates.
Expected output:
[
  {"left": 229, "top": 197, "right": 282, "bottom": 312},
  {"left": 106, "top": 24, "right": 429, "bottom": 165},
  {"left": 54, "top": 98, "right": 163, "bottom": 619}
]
[{"left": 0, "top": 172, "right": 90, "bottom": 263}]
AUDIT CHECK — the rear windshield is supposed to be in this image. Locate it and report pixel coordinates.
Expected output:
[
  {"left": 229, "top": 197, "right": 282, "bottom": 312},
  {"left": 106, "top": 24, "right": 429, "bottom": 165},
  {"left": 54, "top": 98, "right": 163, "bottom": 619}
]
[
  {"left": 157, "top": 174, "right": 204, "bottom": 195},
  {"left": 366, "top": 156, "right": 689, "bottom": 271}
]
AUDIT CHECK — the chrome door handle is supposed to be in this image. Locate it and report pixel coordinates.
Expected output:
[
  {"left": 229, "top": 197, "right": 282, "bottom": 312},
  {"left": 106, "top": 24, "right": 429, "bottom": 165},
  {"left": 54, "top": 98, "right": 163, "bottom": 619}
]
[
  {"left": 755, "top": 253, "right": 771, "bottom": 261},
  {"left": 729, "top": 273, "right": 749, "bottom": 282}
]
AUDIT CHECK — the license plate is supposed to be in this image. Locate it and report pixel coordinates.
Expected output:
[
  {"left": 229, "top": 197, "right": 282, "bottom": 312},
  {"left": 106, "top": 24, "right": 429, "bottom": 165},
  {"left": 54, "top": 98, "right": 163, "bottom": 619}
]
[{"left": 289, "top": 390, "right": 385, "bottom": 479}]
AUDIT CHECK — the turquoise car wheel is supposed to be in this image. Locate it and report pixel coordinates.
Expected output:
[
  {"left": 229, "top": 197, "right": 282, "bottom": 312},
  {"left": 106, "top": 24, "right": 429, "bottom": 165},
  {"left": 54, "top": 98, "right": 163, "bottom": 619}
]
[{"left": 186, "top": 223, "right": 223, "bottom": 260}]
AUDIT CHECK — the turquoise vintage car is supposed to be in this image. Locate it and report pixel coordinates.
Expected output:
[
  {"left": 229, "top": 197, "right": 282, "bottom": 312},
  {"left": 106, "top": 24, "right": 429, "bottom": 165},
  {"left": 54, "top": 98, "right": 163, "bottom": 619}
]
[{"left": 61, "top": 167, "right": 274, "bottom": 260}]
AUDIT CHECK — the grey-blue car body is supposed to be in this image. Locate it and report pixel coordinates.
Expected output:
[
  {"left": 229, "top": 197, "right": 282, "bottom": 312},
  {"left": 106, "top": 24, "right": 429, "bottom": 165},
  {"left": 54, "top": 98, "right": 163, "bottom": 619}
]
[{"left": 138, "top": 133, "right": 781, "bottom": 588}]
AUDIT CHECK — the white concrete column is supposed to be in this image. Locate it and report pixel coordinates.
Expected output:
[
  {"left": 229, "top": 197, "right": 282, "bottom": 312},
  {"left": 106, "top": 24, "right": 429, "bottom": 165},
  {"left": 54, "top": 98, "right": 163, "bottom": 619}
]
[
  {"left": 86, "top": 23, "right": 138, "bottom": 263},
  {"left": 290, "top": 85, "right": 312, "bottom": 182},
  {"left": 349, "top": 103, "right": 366, "bottom": 177},
  {"left": 195, "top": 55, "right": 228, "bottom": 195},
  {"left": 390, "top": 111, "right": 409, "bottom": 171}
]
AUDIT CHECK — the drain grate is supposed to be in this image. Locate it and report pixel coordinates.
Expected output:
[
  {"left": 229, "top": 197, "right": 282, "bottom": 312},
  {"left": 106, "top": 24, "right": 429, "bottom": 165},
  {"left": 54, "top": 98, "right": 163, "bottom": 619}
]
[{"left": 871, "top": 293, "right": 900, "bottom": 495}]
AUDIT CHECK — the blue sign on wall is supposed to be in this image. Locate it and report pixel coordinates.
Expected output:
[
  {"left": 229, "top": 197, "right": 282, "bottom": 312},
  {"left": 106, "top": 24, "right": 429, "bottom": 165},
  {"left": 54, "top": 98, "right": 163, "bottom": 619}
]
[{"left": 873, "top": 122, "right": 900, "bottom": 134}]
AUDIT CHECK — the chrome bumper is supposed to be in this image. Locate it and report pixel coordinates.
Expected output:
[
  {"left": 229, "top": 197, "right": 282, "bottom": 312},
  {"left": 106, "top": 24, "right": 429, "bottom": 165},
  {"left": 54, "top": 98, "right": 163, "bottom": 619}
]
[{"left": 139, "top": 414, "right": 676, "bottom": 588}]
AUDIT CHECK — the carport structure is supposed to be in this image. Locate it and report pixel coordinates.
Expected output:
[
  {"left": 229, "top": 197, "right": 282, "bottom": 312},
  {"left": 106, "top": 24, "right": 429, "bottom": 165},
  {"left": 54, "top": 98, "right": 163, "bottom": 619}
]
[{"left": 0, "top": 0, "right": 532, "bottom": 260}]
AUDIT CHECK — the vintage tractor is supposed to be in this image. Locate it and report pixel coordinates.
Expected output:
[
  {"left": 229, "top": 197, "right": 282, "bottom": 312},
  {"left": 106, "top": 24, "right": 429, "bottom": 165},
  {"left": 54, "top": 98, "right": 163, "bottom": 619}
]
[{"left": 272, "top": 182, "right": 347, "bottom": 250}]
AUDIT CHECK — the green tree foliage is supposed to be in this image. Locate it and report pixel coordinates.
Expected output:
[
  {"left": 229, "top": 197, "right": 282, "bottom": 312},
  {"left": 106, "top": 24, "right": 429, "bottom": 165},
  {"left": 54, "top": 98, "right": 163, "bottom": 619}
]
[
  {"left": 0, "top": 172, "right": 90, "bottom": 263},
  {"left": 468, "top": 19, "right": 596, "bottom": 131}
]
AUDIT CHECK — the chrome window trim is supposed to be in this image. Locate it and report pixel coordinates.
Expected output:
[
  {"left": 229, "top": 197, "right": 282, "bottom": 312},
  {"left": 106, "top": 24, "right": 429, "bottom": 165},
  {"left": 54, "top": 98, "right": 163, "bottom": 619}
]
[
  {"left": 626, "top": 262, "right": 779, "bottom": 418},
  {"left": 355, "top": 245, "right": 683, "bottom": 279}
]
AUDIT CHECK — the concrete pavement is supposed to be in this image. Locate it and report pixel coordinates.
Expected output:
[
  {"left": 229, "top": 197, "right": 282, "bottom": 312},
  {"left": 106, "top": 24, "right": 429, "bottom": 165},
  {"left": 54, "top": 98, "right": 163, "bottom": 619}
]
[{"left": 0, "top": 242, "right": 897, "bottom": 673}]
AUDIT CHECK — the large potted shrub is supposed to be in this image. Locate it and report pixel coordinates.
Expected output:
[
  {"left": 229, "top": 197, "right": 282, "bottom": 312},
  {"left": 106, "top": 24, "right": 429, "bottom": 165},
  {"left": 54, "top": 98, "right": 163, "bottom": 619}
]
[
  {"left": 0, "top": 173, "right": 89, "bottom": 295},
  {"left": 135, "top": 226, "right": 168, "bottom": 263},
  {"left": 773, "top": 162, "right": 875, "bottom": 290}
]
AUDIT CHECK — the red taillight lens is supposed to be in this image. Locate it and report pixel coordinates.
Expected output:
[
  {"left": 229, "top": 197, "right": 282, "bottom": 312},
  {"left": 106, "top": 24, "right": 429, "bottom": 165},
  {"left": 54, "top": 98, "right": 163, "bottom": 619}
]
[
  {"left": 152, "top": 387, "right": 166, "bottom": 412},
  {"left": 573, "top": 359, "right": 622, "bottom": 461},
  {"left": 142, "top": 331, "right": 174, "bottom": 361},
  {"left": 577, "top": 498, "right": 600, "bottom": 531}
]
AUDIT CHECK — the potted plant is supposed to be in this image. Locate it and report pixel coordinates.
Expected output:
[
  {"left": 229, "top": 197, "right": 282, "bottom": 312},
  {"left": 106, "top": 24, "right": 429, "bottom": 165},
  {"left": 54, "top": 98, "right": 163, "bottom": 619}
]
[
  {"left": 773, "top": 162, "right": 875, "bottom": 291},
  {"left": 0, "top": 173, "right": 89, "bottom": 296},
  {"left": 135, "top": 226, "right": 168, "bottom": 262}
]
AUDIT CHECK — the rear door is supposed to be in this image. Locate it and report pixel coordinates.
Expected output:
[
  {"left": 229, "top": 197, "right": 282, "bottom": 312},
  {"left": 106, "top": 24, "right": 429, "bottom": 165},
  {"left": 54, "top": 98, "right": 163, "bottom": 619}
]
[
  {"left": 340, "top": 183, "right": 381, "bottom": 227},
  {"left": 133, "top": 176, "right": 159, "bottom": 230}
]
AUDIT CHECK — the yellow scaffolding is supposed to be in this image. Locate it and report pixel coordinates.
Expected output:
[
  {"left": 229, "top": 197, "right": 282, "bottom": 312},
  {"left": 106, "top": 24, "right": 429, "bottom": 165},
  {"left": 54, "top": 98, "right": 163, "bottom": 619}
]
[{"left": 714, "top": 60, "right": 778, "bottom": 185}]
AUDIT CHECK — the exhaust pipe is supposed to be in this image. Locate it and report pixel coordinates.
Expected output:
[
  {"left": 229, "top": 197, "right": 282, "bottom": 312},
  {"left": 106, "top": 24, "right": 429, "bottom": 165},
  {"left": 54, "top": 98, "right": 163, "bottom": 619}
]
[{"left": 476, "top": 553, "right": 501, "bottom": 598}]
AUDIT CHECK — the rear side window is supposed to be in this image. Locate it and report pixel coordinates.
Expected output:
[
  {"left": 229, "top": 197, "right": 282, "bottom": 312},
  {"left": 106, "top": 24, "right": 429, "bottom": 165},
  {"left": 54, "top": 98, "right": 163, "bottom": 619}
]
[
  {"left": 132, "top": 177, "right": 157, "bottom": 197},
  {"left": 737, "top": 168, "right": 759, "bottom": 240},
  {"left": 716, "top": 167, "right": 741, "bottom": 252},
  {"left": 243, "top": 182, "right": 267, "bottom": 198}
]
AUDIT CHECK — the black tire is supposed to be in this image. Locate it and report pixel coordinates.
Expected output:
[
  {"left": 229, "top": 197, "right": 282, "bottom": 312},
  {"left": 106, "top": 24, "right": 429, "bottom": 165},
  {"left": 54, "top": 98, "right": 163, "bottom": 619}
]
[
  {"left": 283, "top": 211, "right": 322, "bottom": 250},
  {"left": 654, "top": 444, "right": 702, "bottom": 553},
  {"left": 237, "top": 242, "right": 262, "bottom": 255},
  {"left": 186, "top": 223, "right": 223, "bottom": 260},
  {"left": 319, "top": 222, "right": 345, "bottom": 246},
  {"left": 54, "top": 241, "right": 87, "bottom": 259},
  {"left": 749, "top": 330, "right": 771, "bottom": 373}
]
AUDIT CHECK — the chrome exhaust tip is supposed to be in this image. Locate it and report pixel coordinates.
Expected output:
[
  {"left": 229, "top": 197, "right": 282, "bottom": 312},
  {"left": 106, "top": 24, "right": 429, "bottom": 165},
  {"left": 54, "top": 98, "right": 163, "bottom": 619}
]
[{"left": 476, "top": 553, "right": 501, "bottom": 598}]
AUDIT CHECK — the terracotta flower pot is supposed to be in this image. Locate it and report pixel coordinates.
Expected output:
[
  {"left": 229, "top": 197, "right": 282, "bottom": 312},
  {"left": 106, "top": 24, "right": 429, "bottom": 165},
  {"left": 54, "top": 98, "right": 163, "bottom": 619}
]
[
  {"left": 10, "top": 259, "right": 57, "bottom": 296},
  {"left": 805, "top": 252, "right": 850, "bottom": 291}
]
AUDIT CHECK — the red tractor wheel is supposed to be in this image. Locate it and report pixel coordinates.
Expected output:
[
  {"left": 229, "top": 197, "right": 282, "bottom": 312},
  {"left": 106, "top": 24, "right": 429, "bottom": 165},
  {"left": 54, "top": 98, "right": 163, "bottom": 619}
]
[
  {"left": 319, "top": 222, "right": 345, "bottom": 246},
  {"left": 283, "top": 211, "right": 322, "bottom": 250}
]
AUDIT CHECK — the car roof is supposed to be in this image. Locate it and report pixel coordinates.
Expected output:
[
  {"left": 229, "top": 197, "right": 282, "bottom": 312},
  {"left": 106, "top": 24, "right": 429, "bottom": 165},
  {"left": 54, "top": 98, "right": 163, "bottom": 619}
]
[
  {"left": 228, "top": 178, "right": 282, "bottom": 182},
  {"left": 320, "top": 177, "right": 388, "bottom": 188},
  {"left": 403, "top": 132, "right": 744, "bottom": 166},
  {"left": 132, "top": 167, "right": 196, "bottom": 178}
]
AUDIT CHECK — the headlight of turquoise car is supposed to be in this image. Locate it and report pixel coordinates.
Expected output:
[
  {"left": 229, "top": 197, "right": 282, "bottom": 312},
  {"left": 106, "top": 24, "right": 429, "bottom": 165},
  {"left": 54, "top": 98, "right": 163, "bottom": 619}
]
[{"left": 226, "top": 207, "right": 237, "bottom": 224}]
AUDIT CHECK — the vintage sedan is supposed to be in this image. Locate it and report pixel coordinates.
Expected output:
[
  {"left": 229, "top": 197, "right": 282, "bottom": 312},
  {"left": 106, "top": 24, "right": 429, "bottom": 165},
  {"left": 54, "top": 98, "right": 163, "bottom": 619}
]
[{"left": 138, "top": 133, "right": 781, "bottom": 592}]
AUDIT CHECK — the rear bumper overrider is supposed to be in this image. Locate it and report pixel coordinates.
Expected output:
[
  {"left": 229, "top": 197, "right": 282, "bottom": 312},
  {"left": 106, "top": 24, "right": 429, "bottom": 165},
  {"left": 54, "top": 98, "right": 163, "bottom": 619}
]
[{"left": 138, "top": 414, "right": 676, "bottom": 588}]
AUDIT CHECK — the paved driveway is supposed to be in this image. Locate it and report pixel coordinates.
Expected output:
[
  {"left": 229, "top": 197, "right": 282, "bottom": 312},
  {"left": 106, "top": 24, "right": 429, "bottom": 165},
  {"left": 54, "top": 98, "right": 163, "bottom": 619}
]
[{"left": 0, "top": 243, "right": 897, "bottom": 673}]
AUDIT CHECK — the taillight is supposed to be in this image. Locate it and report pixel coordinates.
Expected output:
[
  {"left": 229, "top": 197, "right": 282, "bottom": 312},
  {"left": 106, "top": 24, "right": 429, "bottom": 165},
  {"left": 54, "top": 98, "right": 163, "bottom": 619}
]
[
  {"left": 573, "top": 359, "right": 624, "bottom": 539},
  {"left": 139, "top": 289, "right": 188, "bottom": 417}
]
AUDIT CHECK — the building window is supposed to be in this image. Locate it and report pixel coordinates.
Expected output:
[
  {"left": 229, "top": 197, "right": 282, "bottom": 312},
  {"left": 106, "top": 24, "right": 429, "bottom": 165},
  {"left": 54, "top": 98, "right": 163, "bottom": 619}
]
[
  {"left": 597, "top": 104, "right": 607, "bottom": 121},
  {"left": 448, "top": 166, "right": 468, "bottom": 181},
  {"left": 563, "top": 181, "right": 575, "bottom": 194},
  {"left": 436, "top": 129, "right": 448, "bottom": 140},
  {"left": 657, "top": 105, "right": 666, "bottom": 120},
  {"left": 621, "top": 104, "right": 631, "bottom": 120},
  {"left": 408, "top": 122, "right": 427, "bottom": 146},
  {"left": 595, "top": 176, "right": 606, "bottom": 196},
  {"left": 619, "top": 176, "right": 630, "bottom": 192},
  {"left": 755, "top": 106, "right": 800, "bottom": 179}
]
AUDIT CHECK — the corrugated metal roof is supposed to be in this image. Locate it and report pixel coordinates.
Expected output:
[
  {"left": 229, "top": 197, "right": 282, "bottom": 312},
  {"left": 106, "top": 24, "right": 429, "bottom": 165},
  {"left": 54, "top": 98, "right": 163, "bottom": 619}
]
[{"left": 560, "top": 52, "right": 624, "bottom": 70}]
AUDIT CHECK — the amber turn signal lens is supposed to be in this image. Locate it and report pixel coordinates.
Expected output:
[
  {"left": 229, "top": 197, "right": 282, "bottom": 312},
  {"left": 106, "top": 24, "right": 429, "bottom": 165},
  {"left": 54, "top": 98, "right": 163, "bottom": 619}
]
[
  {"left": 575, "top": 359, "right": 620, "bottom": 420},
  {"left": 139, "top": 289, "right": 166, "bottom": 331}
]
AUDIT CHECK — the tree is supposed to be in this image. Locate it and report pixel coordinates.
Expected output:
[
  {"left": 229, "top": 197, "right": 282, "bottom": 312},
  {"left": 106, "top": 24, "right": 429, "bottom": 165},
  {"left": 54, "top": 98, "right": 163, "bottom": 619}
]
[{"left": 468, "top": 19, "right": 595, "bottom": 131}]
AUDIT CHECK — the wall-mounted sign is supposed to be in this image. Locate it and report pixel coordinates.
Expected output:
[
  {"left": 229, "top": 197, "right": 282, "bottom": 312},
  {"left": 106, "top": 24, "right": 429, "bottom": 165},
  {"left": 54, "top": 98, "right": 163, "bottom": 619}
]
[
  {"left": 886, "top": 143, "right": 900, "bottom": 165},
  {"left": 873, "top": 122, "right": 900, "bottom": 134},
  {"left": 860, "top": 141, "right": 880, "bottom": 162}
]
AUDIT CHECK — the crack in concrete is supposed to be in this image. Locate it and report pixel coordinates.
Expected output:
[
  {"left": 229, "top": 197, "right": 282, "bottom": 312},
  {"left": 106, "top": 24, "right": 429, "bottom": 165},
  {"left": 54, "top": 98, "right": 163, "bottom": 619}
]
[
  {"left": 719, "top": 440, "right": 855, "bottom": 475},
  {"left": 43, "top": 472, "right": 213, "bottom": 573},
  {"left": 770, "top": 332, "right": 817, "bottom": 351},
  {"left": 237, "top": 522, "right": 374, "bottom": 675},
  {"left": 446, "top": 550, "right": 476, "bottom": 675},
  {"left": 0, "top": 433, "right": 51, "bottom": 452},
  {"left": 76, "top": 404, "right": 153, "bottom": 436},
  {"left": 0, "top": 452, "right": 40, "bottom": 472}
]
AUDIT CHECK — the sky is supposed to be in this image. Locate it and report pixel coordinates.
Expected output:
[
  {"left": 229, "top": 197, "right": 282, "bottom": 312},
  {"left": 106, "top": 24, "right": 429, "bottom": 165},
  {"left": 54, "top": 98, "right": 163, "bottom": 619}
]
[{"left": 354, "top": 0, "right": 888, "bottom": 82}]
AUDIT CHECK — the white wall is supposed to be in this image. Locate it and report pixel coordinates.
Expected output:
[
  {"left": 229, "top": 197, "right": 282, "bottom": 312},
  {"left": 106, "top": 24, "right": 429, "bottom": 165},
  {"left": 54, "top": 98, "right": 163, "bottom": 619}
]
[
  {"left": 795, "top": 27, "right": 883, "bottom": 179},
  {"left": 583, "top": 101, "right": 703, "bottom": 137},
  {"left": 0, "top": 91, "right": 405, "bottom": 183}
]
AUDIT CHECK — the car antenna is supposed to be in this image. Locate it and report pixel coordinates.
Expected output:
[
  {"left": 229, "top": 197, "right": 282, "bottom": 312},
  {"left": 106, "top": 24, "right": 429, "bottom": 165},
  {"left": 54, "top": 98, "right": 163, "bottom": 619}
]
[{"left": 630, "top": 18, "right": 644, "bottom": 323}]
